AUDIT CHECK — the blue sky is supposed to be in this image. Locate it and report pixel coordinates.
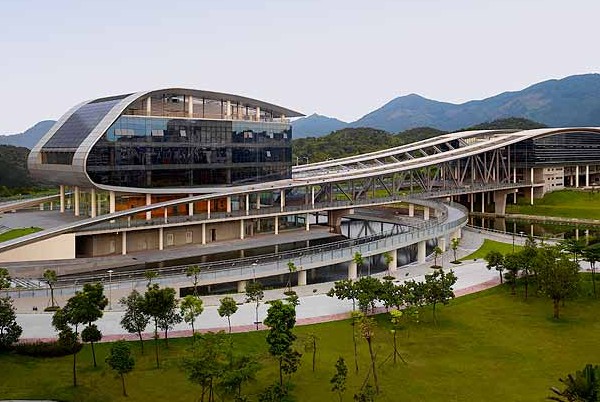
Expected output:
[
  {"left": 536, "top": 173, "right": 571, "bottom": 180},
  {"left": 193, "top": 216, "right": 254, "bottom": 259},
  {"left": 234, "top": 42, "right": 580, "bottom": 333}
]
[{"left": 1, "top": 0, "right": 599, "bottom": 133}]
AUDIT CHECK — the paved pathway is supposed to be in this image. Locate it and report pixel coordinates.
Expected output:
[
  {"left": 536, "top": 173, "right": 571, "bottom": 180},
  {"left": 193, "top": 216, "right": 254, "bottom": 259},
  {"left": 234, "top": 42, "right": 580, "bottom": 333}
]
[{"left": 15, "top": 228, "right": 500, "bottom": 341}]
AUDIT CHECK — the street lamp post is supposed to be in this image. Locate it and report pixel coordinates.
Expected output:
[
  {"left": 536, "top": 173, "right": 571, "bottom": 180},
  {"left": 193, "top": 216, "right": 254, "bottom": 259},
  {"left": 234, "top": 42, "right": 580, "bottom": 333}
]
[
  {"left": 251, "top": 262, "right": 257, "bottom": 282},
  {"left": 107, "top": 270, "right": 114, "bottom": 310}
]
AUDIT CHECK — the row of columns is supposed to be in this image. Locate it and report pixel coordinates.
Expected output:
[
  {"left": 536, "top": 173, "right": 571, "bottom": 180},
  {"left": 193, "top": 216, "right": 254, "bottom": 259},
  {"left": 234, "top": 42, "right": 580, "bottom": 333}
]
[{"left": 57, "top": 186, "right": 115, "bottom": 217}]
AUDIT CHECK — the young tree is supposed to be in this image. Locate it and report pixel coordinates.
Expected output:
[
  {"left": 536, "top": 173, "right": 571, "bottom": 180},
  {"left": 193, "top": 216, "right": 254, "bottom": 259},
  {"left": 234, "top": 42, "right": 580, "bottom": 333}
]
[
  {"left": 79, "top": 283, "right": 108, "bottom": 368},
  {"left": 423, "top": 268, "right": 457, "bottom": 325},
  {"left": 186, "top": 265, "right": 202, "bottom": 296},
  {"left": 43, "top": 269, "right": 58, "bottom": 308},
  {"left": 81, "top": 324, "right": 102, "bottom": 367},
  {"left": 582, "top": 244, "right": 600, "bottom": 298},
  {"left": 144, "top": 270, "right": 158, "bottom": 287},
  {"left": 432, "top": 246, "right": 443, "bottom": 268},
  {"left": 183, "top": 331, "right": 228, "bottom": 402},
  {"left": 353, "top": 252, "right": 364, "bottom": 276},
  {"left": 354, "top": 276, "right": 383, "bottom": 313},
  {"left": 142, "top": 284, "right": 178, "bottom": 368},
  {"left": 327, "top": 279, "right": 359, "bottom": 311},
  {"left": 217, "top": 296, "right": 238, "bottom": 333},
  {"left": 0, "top": 268, "right": 10, "bottom": 289},
  {"left": 303, "top": 333, "right": 318, "bottom": 372},
  {"left": 120, "top": 290, "right": 150, "bottom": 354},
  {"left": 559, "top": 238, "right": 586, "bottom": 263},
  {"left": 549, "top": 364, "right": 600, "bottom": 402},
  {"left": 358, "top": 314, "right": 379, "bottom": 393},
  {"left": 330, "top": 357, "right": 348, "bottom": 402},
  {"left": 503, "top": 253, "right": 523, "bottom": 295},
  {"left": 105, "top": 340, "right": 135, "bottom": 397},
  {"left": 286, "top": 261, "right": 297, "bottom": 294},
  {"left": 485, "top": 250, "right": 505, "bottom": 284},
  {"left": 451, "top": 237, "right": 460, "bottom": 263},
  {"left": 245, "top": 281, "right": 264, "bottom": 331},
  {"left": 219, "top": 354, "right": 260, "bottom": 400},
  {"left": 383, "top": 251, "right": 394, "bottom": 277},
  {"left": 281, "top": 349, "right": 302, "bottom": 382},
  {"left": 263, "top": 299, "right": 297, "bottom": 386},
  {"left": 158, "top": 301, "right": 182, "bottom": 348},
  {"left": 0, "top": 296, "right": 22, "bottom": 350},
  {"left": 535, "top": 247, "right": 580, "bottom": 319},
  {"left": 385, "top": 309, "right": 407, "bottom": 365},
  {"left": 180, "top": 295, "right": 204, "bottom": 336}
]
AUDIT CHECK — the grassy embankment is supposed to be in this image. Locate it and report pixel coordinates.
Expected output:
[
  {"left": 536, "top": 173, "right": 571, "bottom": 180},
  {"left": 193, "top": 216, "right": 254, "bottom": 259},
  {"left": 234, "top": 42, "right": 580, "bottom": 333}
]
[
  {"left": 1, "top": 277, "right": 599, "bottom": 402},
  {"left": 460, "top": 239, "right": 523, "bottom": 261},
  {"left": 0, "top": 227, "right": 42, "bottom": 242},
  {"left": 507, "top": 189, "right": 600, "bottom": 219}
]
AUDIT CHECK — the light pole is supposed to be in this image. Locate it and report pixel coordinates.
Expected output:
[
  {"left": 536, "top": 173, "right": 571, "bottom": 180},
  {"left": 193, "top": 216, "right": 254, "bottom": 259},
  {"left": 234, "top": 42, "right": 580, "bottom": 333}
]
[
  {"left": 107, "top": 270, "right": 114, "bottom": 310},
  {"left": 251, "top": 262, "right": 257, "bottom": 282}
]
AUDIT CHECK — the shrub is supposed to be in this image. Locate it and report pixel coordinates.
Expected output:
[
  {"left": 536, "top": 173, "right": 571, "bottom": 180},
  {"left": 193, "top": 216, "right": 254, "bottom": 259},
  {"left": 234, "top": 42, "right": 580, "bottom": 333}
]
[
  {"left": 44, "top": 306, "right": 60, "bottom": 312},
  {"left": 13, "top": 340, "right": 82, "bottom": 357},
  {"left": 383, "top": 275, "right": 395, "bottom": 281}
]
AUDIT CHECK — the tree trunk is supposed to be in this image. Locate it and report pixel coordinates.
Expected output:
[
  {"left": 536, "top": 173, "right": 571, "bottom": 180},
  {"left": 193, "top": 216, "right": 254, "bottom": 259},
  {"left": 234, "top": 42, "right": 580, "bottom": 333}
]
[
  {"left": 255, "top": 305, "right": 259, "bottom": 330},
  {"left": 432, "top": 302, "right": 437, "bottom": 325},
  {"left": 393, "top": 331, "right": 397, "bottom": 365},
  {"left": 91, "top": 340, "right": 97, "bottom": 367},
  {"left": 121, "top": 373, "right": 127, "bottom": 397},
  {"left": 73, "top": 350, "right": 77, "bottom": 387},
  {"left": 191, "top": 320, "right": 195, "bottom": 336},
  {"left": 499, "top": 271, "right": 503, "bottom": 284},
  {"left": 227, "top": 316, "right": 231, "bottom": 333},
  {"left": 50, "top": 286, "right": 55, "bottom": 307},
  {"left": 524, "top": 272, "right": 529, "bottom": 299},
  {"left": 137, "top": 331, "right": 144, "bottom": 355},
  {"left": 352, "top": 323, "right": 359, "bottom": 373},
  {"left": 164, "top": 328, "right": 169, "bottom": 348},
  {"left": 279, "top": 357, "right": 283, "bottom": 386},
  {"left": 154, "top": 323, "right": 160, "bottom": 368},
  {"left": 312, "top": 339, "right": 316, "bottom": 372},
  {"left": 367, "top": 338, "right": 379, "bottom": 393},
  {"left": 593, "top": 267, "right": 597, "bottom": 298},
  {"left": 553, "top": 299, "right": 560, "bottom": 319}
]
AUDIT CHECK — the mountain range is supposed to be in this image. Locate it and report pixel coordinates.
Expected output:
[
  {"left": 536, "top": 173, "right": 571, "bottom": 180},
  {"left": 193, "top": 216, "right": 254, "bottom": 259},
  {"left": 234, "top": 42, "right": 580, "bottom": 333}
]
[{"left": 3, "top": 73, "right": 600, "bottom": 145}]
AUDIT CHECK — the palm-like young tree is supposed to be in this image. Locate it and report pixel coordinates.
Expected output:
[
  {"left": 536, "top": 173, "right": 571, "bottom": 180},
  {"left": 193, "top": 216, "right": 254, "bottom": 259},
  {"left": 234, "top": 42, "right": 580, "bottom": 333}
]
[
  {"left": 549, "top": 364, "right": 600, "bottom": 401},
  {"left": 286, "top": 261, "right": 297, "bottom": 293},
  {"left": 43, "top": 269, "right": 58, "bottom": 308},
  {"left": 432, "top": 246, "right": 443, "bottom": 268}
]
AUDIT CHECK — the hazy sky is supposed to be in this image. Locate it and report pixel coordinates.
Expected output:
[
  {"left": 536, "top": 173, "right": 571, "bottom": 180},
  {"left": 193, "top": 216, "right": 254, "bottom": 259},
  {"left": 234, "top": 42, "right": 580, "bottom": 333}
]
[{"left": 1, "top": 0, "right": 599, "bottom": 133}]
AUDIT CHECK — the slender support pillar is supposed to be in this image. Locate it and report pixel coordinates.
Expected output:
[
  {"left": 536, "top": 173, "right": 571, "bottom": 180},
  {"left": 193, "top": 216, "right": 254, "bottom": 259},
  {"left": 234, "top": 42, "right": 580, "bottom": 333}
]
[
  {"left": 586, "top": 165, "right": 590, "bottom": 187},
  {"left": 163, "top": 207, "right": 168, "bottom": 224},
  {"left": 298, "top": 270, "right": 307, "bottom": 286},
  {"left": 348, "top": 261, "right": 358, "bottom": 280},
  {"left": 121, "top": 232, "right": 127, "bottom": 255},
  {"left": 423, "top": 207, "right": 429, "bottom": 221},
  {"left": 256, "top": 194, "right": 261, "bottom": 210},
  {"left": 586, "top": 229, "right": 590, "bottom": 245},
  {"left": 207, "top": 200, "right": 211, "bottom": 219},
  {"left": 146, "top": 194, "right": 151, "bottom": 220},
  {"left": 39, "top": 203, "right": 44, "bottom": 211},
  {"left": 109, "top": 190, "right": 116, "bottom": 214},
  {"left": 274, "top": 216, "right": 279, "bottom": 235},
  {"left": 438, "top": 237, "right": 446, "bottom": 252},
  {"left": 388, "top": 250, "right": 398, "bottom": 272},
  {"left": 240, "top": 219, "right": 245, "bottom": 240},
  {"left": 481, "top": 193, "right": 485, "bottom": 213},
  {"left": 453, "top": 228, "right": 462, "bottom": 239},
  {"left": 280, "top": 190, "right": 285, "bottom": 212},
  {"left": 188, "top": 193, "right": 194, "bottom": 216},
  {"left": 74, "top": 186, "right": 80, "bottom": 217},
  {"left": 417, "top": 240, "right": 426, "bottom": 264},
  {"left": 226, "top": 100, "right": 232, "bottom": 118},
  {"left": 245, "top": 194, "right": 250, "bottom": 216},
  {"left": 90, "top": 188, "right": 97, "bottom": 218},
  {"left": 576, "top": 165, "right": 580, "bottom": 188},
  {"left": 575, "top": 228, "right": 580, "bottom": 240},
  {"left": 226, "top": 196, "right": 232, "bottom": 213},
  {"left": 256, "top": 106, "right": 261, "bottom": 121},
  {"left": 59, "top": 185, "right": 65, "bottom": 213},
  {"left": 311, "top": 186, "right": 315, "bottom": 208},
  {"left": 201, "top": 223, "right": 206, "bottom": 245},
  {"left": 305, "top": 213, "right": 310, "bottom": 231},
  {"left": 187, "top": 95, "right": 193, "bottom": 117},
  {"left": 513, "top": 167, "right": 517, "bottom": 203},
  {"left": 408, "top": 203, "right": 414, "bottom": 217},
  {"left": 470, "top": 193, "right": 474, "bottom": 213},
  {"left": 158, "top": 228, "right": 164, "bottom": 250},
  {"left": 145, "top": 96, "right": 152, "bottom": 116},
  {"left": 50, "top": 201, "right": 53, "bottom": 211},
  {"left": 237, "top": 280, "right": 247, "bottom": 293}
]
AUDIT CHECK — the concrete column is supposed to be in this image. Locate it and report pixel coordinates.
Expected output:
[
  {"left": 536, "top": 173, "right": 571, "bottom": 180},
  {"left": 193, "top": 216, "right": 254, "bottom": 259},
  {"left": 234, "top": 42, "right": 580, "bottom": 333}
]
[
  {"left": 188, "top": 193, "right": 194, "bottom": 216},
  {"left": 438, "top": 237, "right": 446, "bottom": 252},
  {"left": 408, "top": 203, "right": 414, "bottom": 217},
  {"left": 348, "top": 261, "right": 358, "bottom": 280},
  {"left": 207, "top": 200, "right": 211, "bottom": 219},
  {"left": 163, "top": 207, "right": 168, "bottom": 224},
  {"left": 145, "top": 97, "right": 152, "bottom": 116},
  {"left": 245, "top": 194, "right": 250, "bottom": 216},
  {"left": 481, "top": 192, "right": 485, "bottom": 213},
  {"left": 274, "top": 216, "right": 279, "bottom": 235},
  {"left": 201, "top": 223, "right": 206, "bottom": 245},
  {"left": 74, "top": 186, "right": 80, "bottom": 216},
  {"left": 256, "top": 194, "right": 261, "bottom": 210},
  {"left": 453, "top": 228, "right": 462, "bottom": 239},
  {"left": 256, "top": 106, "right": 261, "bottom": 121},
  {"left": 298, "top": 270, "right": 307, "bottom": 286},
  {"left": 109, "top": 190, "right": 116, "bottom": 214},
  {"left": 586, "top": 229, "right": 590, "bottom": 245},
  {"left": 388, "top": 250, "right": 398, "bottom": 272},
  {"left": 226, "top": 100, "right": 232, "bottom": 118},
  {"left": 226, "top": 196, "right": 232, "bottom": 213},
  {"left": 158, "top": 228, "right": 164, "bottom": 250},
  {"left": 513, "top": 167, "right": 517, "bottom": 204},
  {"left": 417, "top": 240, "right": 426, "bottom": 263},
  {"left": 59, "top": 185, "right": 65, "bottom": 213},
  {"left": 280, "top": 190, "right": 285, "bottom": 212},
  {"left": 187, "top": 95, "right": 193, "bottom": 117},
  {"left": 50, "top": 201, "right": 53, "bottom": 211},
  {"left": 237, "top": 280, "right": 247, "bottom": 293},
  {"left": 423, "top": 207, "right": 429, "bottom": 221},
  {"left": 305, "top": 213, "right": 310, "bottom": 231},
  {"left": 121, "top": 232, "right": 127, "bottom": 255},
  {"left": 575, "top": 228, "right": 580, "bottom": 240},
  {"left": 576, "top": 166, "right": 580, "bottom": 188},
  {"left": 311, "top": 186, "right": 315, "bottom": 208},
  {"left": 586, "top": 165, "right": 590, "bottom": 187},
  {"left": 39, "top": 203, "right": 44, "bottom": 211},
  {"left": 145, "top": 194, "right": 151, "bottom": 220},
  {"left": 470, "top": 193, "right": 474, "bottom": 213},
  {"left": 240, "top": 219, "right": 245, "bottom": 240},
  {"left": 90, "top": 188, "right": 97, "bottom": 218},
  {"left": 494, "top": 191, "right": 508, "bottom": 215}
]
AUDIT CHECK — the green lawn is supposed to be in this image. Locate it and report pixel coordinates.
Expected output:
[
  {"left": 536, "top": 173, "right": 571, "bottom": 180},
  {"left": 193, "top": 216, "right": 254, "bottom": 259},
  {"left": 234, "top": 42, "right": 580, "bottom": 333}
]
[
  {"left": 460, "top": 239, "right": 523, "bottom": 260},
  {"left": 1, "top": 278, "right": 600, "bottom": 402},
  {"left": 507, "top": 189, "right": 600, "bottom": 219},
  {"left": 0, "top": 227, "right": 42, "bottom": 242}
]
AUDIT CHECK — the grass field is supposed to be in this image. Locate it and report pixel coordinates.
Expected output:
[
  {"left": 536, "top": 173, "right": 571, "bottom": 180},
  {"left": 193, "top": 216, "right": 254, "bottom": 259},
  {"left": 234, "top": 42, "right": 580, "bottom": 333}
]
[
  {"left": 0, "top": 227, "right": 42, "bottom": 242},
  {"left": 460, "top": 239, "right": 523, "bottom": 261},
  {"left": 1, "top": 277, "right": 599, "bottom": 402},
  {"left": 507, "top": 189, "right": 600, "bottom": 219}
]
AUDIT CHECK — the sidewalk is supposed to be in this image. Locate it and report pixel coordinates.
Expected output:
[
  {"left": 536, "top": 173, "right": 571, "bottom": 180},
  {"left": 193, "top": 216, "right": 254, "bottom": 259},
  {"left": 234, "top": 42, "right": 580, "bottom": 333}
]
[{"left": 16, "top": 228, "right": 496, "bottom": 341}]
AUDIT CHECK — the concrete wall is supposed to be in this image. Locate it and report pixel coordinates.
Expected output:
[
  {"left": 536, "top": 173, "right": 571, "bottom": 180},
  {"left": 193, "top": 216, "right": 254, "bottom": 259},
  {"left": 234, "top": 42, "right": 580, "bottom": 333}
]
[{"left": 0, "top": 234, "right": 76, "bottom": 262}]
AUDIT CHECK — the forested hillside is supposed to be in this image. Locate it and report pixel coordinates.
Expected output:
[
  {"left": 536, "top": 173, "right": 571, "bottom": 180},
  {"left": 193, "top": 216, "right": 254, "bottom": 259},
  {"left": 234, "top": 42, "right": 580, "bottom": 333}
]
[{"left": 0, "top": 145, "right": 42, "bottom": 197}]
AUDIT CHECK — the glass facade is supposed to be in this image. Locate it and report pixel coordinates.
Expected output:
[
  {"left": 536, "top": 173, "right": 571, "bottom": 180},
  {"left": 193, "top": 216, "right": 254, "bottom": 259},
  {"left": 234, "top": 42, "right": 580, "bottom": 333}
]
[
  {"left": 513, "top": 132, "right": 600, "bottom": 167},
  {"left": 86, "top": 116, "right": 292, "bottom": 188}
]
